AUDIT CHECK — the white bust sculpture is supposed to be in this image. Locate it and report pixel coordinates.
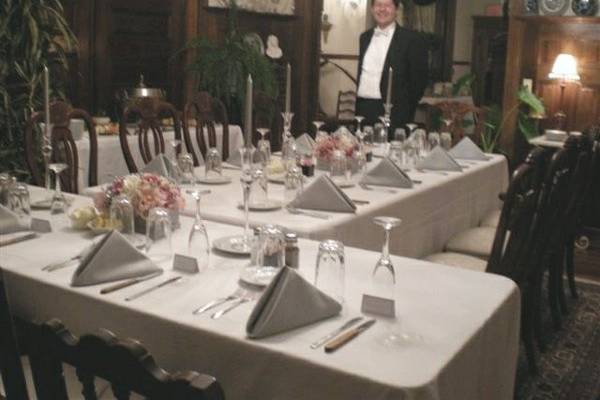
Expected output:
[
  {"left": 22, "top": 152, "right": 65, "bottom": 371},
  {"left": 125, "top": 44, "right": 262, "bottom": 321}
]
[{"left": 266, "top": 34, "right": 283, "bottom": 59}]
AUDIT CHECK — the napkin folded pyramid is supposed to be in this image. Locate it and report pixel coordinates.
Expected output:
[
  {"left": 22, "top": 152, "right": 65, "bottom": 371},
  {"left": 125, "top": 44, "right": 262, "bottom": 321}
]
[
  {"left": 0, "top": 204, "right": 28, "bottom": 234},
  {"left": 416, "top": 146, "right": 462, "bottom": 172},
  {"left": 295, "top": 133, "right": 316, "bottom": 155},
  {"left": 71, "top": 230, "right": 161, "bottom": 287},
  {"left": 289, "top": 175, "right": 356, "bottom": 213},
  {"left": 246, "top": 267, "right": 342, "bottom": 339},
  {"left": 142, "top": 154, "right": 178, "bottom": 178},
  {"left": 449, "top": 137, "right": 488, "bottom": 161},
  {"left": 360, "top": 157, "right": 413, "bottom": 188}
]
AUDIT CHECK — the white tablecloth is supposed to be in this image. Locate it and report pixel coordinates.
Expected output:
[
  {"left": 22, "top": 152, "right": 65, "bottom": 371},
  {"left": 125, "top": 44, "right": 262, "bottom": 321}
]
[
  {"left": 175, "top": 155, "right": 508, "bottom": 258},
  {"left": 1, "top": 187, "right": 520, "bottom": 400},
  {"left": 76, "top": 125, "right": 244, "bottom": 189}
]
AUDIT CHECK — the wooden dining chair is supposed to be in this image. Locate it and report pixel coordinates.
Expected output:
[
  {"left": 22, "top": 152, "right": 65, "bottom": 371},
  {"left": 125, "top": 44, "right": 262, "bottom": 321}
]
[
  {"left": 182, "top": 92, "right": 230, "bottom": 166},
  {"left": 29, "top": 319, "right": 225, "bottom": 400},
  {"left": 253, "top": 91, "right": 281, "bottom": 150},
  {"left": 119, "top": 97, "right": 182, "bottom": 173},
  {"left": 24, "top": 101, "right": 98, "bottom": 194},
  {"left": 424, "top": 147, "right": 551, "bottom": 374},
  {"left": 336, "top": 90, "right": 356, "bottom": 122},
  {"left": 0, "top": 274, "right": 29, "bottom": 399}
]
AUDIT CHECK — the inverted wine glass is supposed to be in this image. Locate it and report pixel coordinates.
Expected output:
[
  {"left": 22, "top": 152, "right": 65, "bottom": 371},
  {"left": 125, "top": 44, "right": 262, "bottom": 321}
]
[{"left": 188, "top": 190, "right": 210, "bottom": 271}]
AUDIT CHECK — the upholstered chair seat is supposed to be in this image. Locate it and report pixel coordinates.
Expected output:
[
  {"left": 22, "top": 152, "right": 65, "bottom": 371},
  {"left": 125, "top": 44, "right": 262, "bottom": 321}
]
[
  {"left": 480, "top": 209, "right": 501, "bottom": 228},
  {"left": 424, "top": 252, "right": 487, "bottom": 272},
  {"left": 445, "top": 227, "right": 498, "bottom": 259}
]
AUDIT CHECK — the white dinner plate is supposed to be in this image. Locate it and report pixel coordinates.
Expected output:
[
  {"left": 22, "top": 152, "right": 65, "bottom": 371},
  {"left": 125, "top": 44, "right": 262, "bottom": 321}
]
[
  {"left": 212, "top": 235, "right": 252, "bottom": 256},
  {"left": 196, "top": 175, "right": 232, "bottom": 185},
  {"left": 239, "top": 265, "right": 279, "bottom": 287},
  {"left": 237, "top": 199, "right": 283, "bottom": 211}
]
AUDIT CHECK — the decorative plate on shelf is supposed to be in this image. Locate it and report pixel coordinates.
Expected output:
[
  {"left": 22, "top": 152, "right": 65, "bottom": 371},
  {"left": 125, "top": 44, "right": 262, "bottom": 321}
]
[
  {"left": 571, "top": 0, "right": 598, "bottom": 15},
  {"left": 523, "top": 0, "right": 539, "bottom": 13},
  {"left": 539, "top": 0, "right": 570, "bottom": 14}
]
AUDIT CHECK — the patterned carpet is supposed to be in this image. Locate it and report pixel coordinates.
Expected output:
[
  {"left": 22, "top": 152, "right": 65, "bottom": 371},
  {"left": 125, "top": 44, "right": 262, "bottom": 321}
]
[{"left": 515, "top": 281, "right": 600, "bottom": 400}]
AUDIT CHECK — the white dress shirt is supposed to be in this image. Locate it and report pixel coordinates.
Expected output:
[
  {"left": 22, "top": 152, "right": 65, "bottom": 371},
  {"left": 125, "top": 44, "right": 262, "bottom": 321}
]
[{"left": 357, "top": 23, "right": 396, "bottom": 99}]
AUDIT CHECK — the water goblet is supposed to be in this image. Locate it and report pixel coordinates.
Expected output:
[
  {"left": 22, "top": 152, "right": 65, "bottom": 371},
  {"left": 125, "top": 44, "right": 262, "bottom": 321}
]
[
  {"left": 239, "top": 146, "right": 256, "bottom": 174},
  {"left": 281, "top": 138, "right": 297, "bottom": 171},
  {"left": 233, "top": 170, "right": 254, "bottom": 253},
  {"left": 440, "top": 132, "right": 453, "bottom": 151},
  {"left": 49, "top": 163, "right": 69, "bottom": 215},
  {"left": 394, "top": 128, "right": 407, "bottom": 142},
  {"left": 354, "top": 115, "right": 365, "bottom": 136},
  {"left": 168, "top": 139, "right": 183, "bottom": 183},
  {"left": 329, "top": 149, "right": 347, "bottom": 184},
  {"left": 314, "top": 240, "right": 345, "bottom": 304},
  {"left": 145, "top": 207, "right": 173, "bottom": 263},
  {"left": 412, "top": 129, "right": 427, "bottom": 159},
  {"left": 188, "top": 190, "right": 210, "bottom": 271},
  {"left": 205, "top": 147, "right": 222, "bottom": 179},
  {"left": 389, "top": 141, "right": 404, "bottom": 166},
  {"left": 249, "top": 167, "right": 269, "bottom": 207},
  {"left": 256, "top": 128, "right": 271, "bottom": 166},
  {"left": 8, "top": 182, "right": 31, "bottom": 229},
  {"left": 352, "top": 147, "right": 367, "bottom": 176},
  {"left": 363, "top": 126, "right": 374, "bottom": 146}
]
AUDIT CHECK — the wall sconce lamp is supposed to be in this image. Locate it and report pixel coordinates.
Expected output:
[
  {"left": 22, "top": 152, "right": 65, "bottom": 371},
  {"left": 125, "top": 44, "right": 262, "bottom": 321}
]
[{"left": 548, "top": 53, "right": 580, "bottom": 130}]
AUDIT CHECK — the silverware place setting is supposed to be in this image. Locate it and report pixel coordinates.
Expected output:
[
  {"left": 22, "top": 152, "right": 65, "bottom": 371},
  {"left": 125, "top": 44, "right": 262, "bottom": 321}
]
[
  {"left": 100, "top": 271, "right": 163, "bottom": 295},
  {"left": 310, "top": 316, "right": 364, "bottom": 349},
  {"left": 359, "top": 183, "right": 398, "bottom": 194},
  {"left": 286, "top": 206, "right": 330, "bottom": 220}
]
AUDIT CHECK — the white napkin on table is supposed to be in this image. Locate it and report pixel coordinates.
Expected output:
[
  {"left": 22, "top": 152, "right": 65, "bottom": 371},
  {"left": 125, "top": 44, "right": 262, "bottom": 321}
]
[
  {"left": 71, "top": 230, "right": 161, "bottom": 287},
  {"left": 449, "top": 137, "right": 488, "bottom": 161},
  {"left": 142, "top": 154, "right": 177, "bottom": 178},
  {"left": 361, "top": 157, "right": 413, "bottom": 188},
  {"left": 416, "top": 147, "right": 462, "bottom": 172},
  {"left": 0, "top": 204, "right": 28, "bottom": 234},
  {"left": 295, "top": 133, "right": 316, "bottom": 155},
  {"left": 289, "top": 175, "right": 356, "bottom": 213},
  {"left": 246, "top": 267, "right": 342, "bottom": 339}
]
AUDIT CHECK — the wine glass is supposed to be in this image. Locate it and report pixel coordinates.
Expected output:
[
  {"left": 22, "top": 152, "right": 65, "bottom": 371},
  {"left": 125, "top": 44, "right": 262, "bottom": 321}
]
[
  {"left": 49, "top": 163, "right": 68, "bottom": 215},
  {"left": 8, "top": 182, "right": 31, "bottom": 229},
  {"left": 405, "top": 123, "right": 418, "bottom": 134},
  {"left": 239, "top": 146, "right": 256, "bottom": 174},
  {"left": 110, "top": 195, "right": 134, "bottom": 235},
  {"left": 394, "top": 128, "right": 407, "bottom": 142},
  {"left": 284, "top": 166, "right": 304, "bottom": 203},
  {"left": 440, "top": 132, "right": 453, "bottom": 151},
  {"left": 313, "top": 120, "right": 325, "bottom": 136},
  {"left": 256, "top": 128, "right": 271, "bottom": 166},
  {"left": 249, "top": 167, "right": 268, "bottom": 207},
  {"left": 232, "top": 170, "right": 254, "bottom": 253},
  {"left": 329, "top": 149, "right": 347, "bottom": 184},
  {"left": 188, "top": 190, "right": 210, "bottom": 271},
  {"left": 281, "top": 137, "right": 297, "bottom": 171},
  {"left": 354, "top": 115, "right": 365, "bottom": 136},
  {"left": 177, "top": 152, "right": 195, "bottom": 184}
]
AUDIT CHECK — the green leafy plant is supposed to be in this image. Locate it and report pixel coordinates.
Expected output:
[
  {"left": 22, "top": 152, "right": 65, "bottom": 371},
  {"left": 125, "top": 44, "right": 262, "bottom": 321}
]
[
  {"left": 0, "top": 0, "right": 76, "bottom": 179},
  {"left": 480, "top": 86, "right": 545, "bottom": 153},
  {"left": 182, "top": 0, "right": 278, "bottom": 121},
  {"left": 452, "top": 73, "right": 475, "bottom": 96}
]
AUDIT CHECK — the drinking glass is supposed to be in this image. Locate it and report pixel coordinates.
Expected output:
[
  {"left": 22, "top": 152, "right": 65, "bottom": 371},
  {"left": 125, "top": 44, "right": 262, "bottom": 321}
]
[
  {"left": 188, "top": 190, "right": 210, "bottom": 271},
  {"left": 109, "top": 194, "right": 134, "bottom": 235},
  {"left": 440, "top": 132, "right": 453, "bottom": 151},
  {"left": 402, "top": 139, "right": 417, "bottom": 169},
  {"left": 8, "top": 182, "right": 31, "bottom": 229},
  {"left": 394, "top": 128, "right": 407, "bottom": 142},
  {"left": 329, "top": 149, "right": 347, "bottom": 184},
  {"left": 354, "top": 115, "right": 365, "bottom": 136},
  {"left": 0, "top": 173, "right": 13, "bottom": 206},
  {"left": 363, "top": 126, "right": 374, "bottom": 146},
  {"left": 234, "top": 170, "right": 254, "bottom": 253},
  {"left": 205, "top": 147, "right": 222, "bottom": 178},
  {"left": 178, "top": 152, "right": 195, "bottom": 184},
  {"left": 145, "top": 207, "right": 173, "bottom": 262},
  {"left": 405, "top": 123, "right": 418, "bottom": 134},
  {"left": 373, "top": 123, "right": 386, "bottom": 146},
  {"left": 428, "top": 132, "right": 441, "bottom": 150},
  {"left": 412, "top": 129, "right": 427, "bottom": 159},
  {"left": 284, "top": 166, "right": 304, "bottom": 203},
  {"left": 352, "top": 147, "right": 367, "bottom": 176},
  {"left": 314, "top": 240, "right": 345, "bottom": 304},
  {"left": 257, "top": 225, "right": 285, "bottom": 269},
  {"left": 281, "top": 137, "right": 297, "bottom": 171},
  {"left": 257, "top": 128, "right": 271, "bottom": 166},
  {"left": 239, "top": 146, "right": 256, "bottom": 173},
  {"left": 249, "top": 167, "right": 269, "bottom": 207},
  {"left": 389, "top": 141, "right": 404, "bottom": 165},
  {"left": 49, "top": 163, "right": 69, "bottom": 215}
]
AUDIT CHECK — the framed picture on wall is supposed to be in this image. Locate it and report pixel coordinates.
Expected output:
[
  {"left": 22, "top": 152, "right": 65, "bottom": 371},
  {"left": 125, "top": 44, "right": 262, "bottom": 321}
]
[{"left": 207, "top": 0, "right": 295, "bottom": 16}]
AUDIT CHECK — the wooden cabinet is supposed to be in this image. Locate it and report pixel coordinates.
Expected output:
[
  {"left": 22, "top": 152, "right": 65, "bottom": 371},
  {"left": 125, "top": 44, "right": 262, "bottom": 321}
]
[{"left": 471, "top": 16, "right": 508, "bottom": 107}]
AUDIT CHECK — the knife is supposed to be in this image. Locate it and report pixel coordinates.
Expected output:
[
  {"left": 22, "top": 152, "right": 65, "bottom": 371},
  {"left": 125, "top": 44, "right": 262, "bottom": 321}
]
[
  {"left": 310, "top": 317, "right": 364, "bottom": 349},
  {"left": 100, "top": 271, "right": 163, "bottom": 295},
  {"left": 324, "top": 319, "right": 376, "bottom": 353},
  {"left": 124, "top": 276, "right": 182, "bottom": 301}
]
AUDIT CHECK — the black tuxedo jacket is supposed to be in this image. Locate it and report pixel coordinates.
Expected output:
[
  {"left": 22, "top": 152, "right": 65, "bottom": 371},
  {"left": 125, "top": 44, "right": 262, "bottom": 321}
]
[{"left": 357, "top": 24, "right": 429, "bottom": 127}]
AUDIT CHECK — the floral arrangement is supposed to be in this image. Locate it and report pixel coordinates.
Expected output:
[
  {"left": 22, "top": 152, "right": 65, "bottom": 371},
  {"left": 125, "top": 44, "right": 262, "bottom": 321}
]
[
  {"left": 314, "top": 134, "right": 357, "bottom": 162},
  {"left": 94, "top": 173, "right": 185, "bottom": 219}
]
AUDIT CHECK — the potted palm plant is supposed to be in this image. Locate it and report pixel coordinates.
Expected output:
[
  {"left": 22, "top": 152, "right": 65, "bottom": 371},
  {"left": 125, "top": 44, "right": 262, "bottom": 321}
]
[{"left": 0, "top": 0, "right": 76, "bottom": 179}]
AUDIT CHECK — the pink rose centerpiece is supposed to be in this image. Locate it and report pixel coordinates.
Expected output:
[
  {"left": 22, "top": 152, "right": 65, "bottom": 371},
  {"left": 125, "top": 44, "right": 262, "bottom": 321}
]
[
  {"left": 95, "top": 173, "right": 184, "bottom": 232},
  {"left": 314, "top": 134, "right": 358, "bottom": 171}
]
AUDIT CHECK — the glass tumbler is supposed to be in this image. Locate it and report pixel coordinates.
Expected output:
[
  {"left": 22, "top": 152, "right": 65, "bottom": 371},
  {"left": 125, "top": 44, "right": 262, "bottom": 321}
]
[
  {"left": 8, "top": 182, "right": 31, "bottom": 229},
  {"left": 329, "top": 149, "right": 347, "bottom": 183},
  {"left": 257, "top": 224, "right": 285, "bottom": 269},
  {"left": 284, "top": 166, "right": 304, "bottom": 203},
  {"left": 249, "top": 167, "right": 269, "bottom": 207},
  {"left": 145, "top": 207, "right": 173, "bottom": 263},
  {"left": 440, "top": 132, "right": 453, "bottom": 151},
  {"left": 428, "top": 132, "right": 441, "bottom": 150},
  {"left": 110, "top": 194, "right": 134, "bottom": 235},
  {"left": 205, "top": 147, "right": 222, "bottom": 179},
  {"left": 178, "top": 152, "right": 195, "bottom": 184},
  {"left": 314, "top": 240, "right": 345, "bottom": 304}
]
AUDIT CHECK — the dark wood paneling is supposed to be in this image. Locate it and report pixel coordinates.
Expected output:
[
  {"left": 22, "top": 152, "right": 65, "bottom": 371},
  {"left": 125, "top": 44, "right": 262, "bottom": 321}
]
[{"left": 471, "top": 16, "right": 507, "bottom": 107}]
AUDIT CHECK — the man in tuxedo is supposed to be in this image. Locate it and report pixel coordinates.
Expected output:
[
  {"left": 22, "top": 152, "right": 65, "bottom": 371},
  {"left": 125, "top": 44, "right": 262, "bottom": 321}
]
[{"left": 356, "top": 0, "right": 429, "bottom": 137}]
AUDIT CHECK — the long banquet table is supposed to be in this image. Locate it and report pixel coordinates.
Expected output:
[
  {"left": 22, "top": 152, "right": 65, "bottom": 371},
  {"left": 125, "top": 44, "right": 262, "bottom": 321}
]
[
  {"left": 174, "top": 154, "right": 508, "bottom": 258},
  {"left": 76, "top": 125, "right": 244, "bottom": 189},
  {"left": 1, "top": 187, "right": 520, "bottom": 400}
]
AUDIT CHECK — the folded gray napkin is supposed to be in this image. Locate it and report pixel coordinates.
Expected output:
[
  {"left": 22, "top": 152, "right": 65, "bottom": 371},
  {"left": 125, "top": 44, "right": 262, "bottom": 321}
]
[
  {"left": 289, "top": 175, "right": 356, "bottom": 213},
  {"left": 71, "top": 230, "right": 161, "bottom": 287},
  {"left": 246, "top": 267, "right": 342, "bottom": 339},
  {"left": 142, "top": 154, "right": 177, "bottom": 178},
  {"left": 0, "top": 204, "right": 28, "bottom": 234},
  {"left": 449, "top": 137, "right": 488, "bottom": 160},
  {"left": 416, "top": 147, "right": 462, "bottom": 172},
  {"left": 295, "top": 133, "right": 316, "bottom": 155},
  {"left": 361, "top": 157, "right": 413, "bottom": 188}
]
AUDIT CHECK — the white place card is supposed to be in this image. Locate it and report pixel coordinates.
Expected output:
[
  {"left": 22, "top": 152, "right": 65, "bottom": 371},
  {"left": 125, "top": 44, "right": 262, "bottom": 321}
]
[
  {"left": 361, "top": 294, "right": 395, "bottom": 318},
  {"left": 173, "top": 254, "right": 200, "bottom": 274},
  {"left": 31, "top": 218, "right": 52, "bottom": 233}
]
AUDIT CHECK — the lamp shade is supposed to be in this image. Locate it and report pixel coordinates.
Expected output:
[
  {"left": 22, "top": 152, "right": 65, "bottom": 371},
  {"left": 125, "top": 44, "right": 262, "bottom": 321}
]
[{"left": 548, "top": 53, "right": 581, "bottom": 81}]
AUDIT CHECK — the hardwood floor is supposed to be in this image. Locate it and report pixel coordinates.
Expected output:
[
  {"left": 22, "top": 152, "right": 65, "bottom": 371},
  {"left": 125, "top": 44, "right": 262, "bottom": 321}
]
[{"left": 575, "top": 229, "right": 600, "bottom": 283}]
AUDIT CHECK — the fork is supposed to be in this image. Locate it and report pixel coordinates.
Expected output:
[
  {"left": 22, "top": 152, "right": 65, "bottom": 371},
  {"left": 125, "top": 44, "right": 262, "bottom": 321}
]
[
  {"left": 211, "top": 297, "right": 250, "bottom": 319},
  {"left": 415, "top": 168, "right": 448, "bottom": 176},
  {"left": 193, "top": 293, "right": 239, "bottom": 315},
  {"left": 359, "top": 183, "right": 398, "bottom": 194},
  {"left": 43, "top": 254, "right": 83, "bottom": 272},
  {"left": 286, "top": 207, "right": 330, "bottom": 220}
]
